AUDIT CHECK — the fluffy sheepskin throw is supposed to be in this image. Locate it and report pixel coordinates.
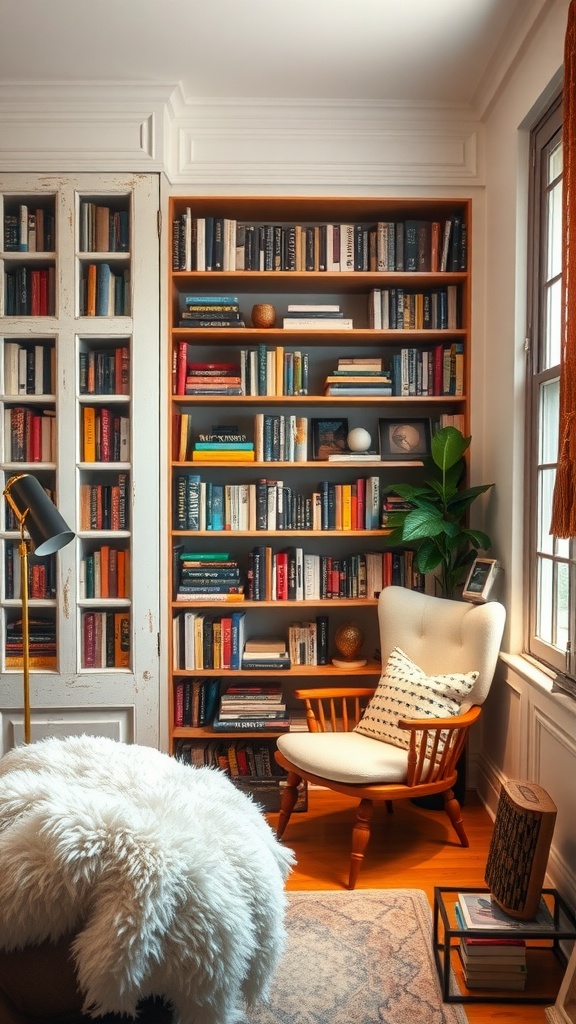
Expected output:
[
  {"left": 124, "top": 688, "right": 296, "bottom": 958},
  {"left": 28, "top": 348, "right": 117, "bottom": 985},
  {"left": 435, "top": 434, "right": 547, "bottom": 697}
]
[{"left": 0, "top": 735, "right": 295, "bottom": 1023}]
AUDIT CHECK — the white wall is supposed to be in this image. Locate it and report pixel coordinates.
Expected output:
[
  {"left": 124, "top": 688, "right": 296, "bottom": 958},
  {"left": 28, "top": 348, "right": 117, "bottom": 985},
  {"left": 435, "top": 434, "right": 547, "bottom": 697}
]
[{"left": 478, "top": 0, "right": 576, "bottom": 906}]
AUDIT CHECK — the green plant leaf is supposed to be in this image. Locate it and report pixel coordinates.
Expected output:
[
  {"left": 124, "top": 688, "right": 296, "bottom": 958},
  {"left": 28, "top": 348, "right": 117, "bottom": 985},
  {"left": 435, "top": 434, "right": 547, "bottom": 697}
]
[
  {"left": 414, "top": 539, "right": 444, "bottom": 573},
  {"left": 400, "top": 506, "right": 445, "bottom": 540},
  {"left": 431, "top": 426, "right": 470, "bottom": 471}
]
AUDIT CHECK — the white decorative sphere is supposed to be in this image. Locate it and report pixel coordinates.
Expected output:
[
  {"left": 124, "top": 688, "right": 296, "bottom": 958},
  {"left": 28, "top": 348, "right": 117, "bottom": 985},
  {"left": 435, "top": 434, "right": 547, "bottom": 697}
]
[{"left": 347, "top": 427, "right": 372, "bottom": 452}]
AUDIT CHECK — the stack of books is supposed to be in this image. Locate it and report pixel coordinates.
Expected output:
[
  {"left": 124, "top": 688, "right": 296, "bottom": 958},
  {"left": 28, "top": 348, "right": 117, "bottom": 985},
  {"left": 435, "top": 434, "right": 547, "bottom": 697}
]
[
  {"left": 185, "top": 362, "right": 243, "bottom": 397},
  {"left": 456, "top": 891, "right": 556, "bottom": 992},
  {"left": 5, "top": 616, "right": 57, "bottom": 669},
  {"left": 458, "top": 935, "right": 527, "bottom": 991},
  {"left": 178, "top": 293, "right": 245, "bottom": 328},
  {"left": 241, "top": 636, "right": 291, "bottom": 672},
  {"left": 324, "top": 357, "right": 392, "bottom": 397},
  {"left": 282, "top": 304, "right": 353, "bottom": 330},
  {"left": 192, "top": 424, "right": 255, "bottom": 462},
  {"left": 213, "top": 682, "right": 290, "bottom": 732},
  {"left": 175, "top": 552, "right": 245, "bottom": 603}
]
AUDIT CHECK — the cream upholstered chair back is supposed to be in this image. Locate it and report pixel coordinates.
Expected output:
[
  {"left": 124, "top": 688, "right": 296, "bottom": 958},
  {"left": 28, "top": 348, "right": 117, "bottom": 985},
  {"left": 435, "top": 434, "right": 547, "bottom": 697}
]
[{"left": 377, "top": 585, "right": 506, "bottom": 707}]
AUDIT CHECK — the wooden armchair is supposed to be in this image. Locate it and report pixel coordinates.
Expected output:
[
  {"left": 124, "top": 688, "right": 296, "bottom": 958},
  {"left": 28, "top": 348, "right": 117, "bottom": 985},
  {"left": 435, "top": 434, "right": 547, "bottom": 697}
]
[{"left": 275, "top": 586, "right": 506, "bottom": 889}]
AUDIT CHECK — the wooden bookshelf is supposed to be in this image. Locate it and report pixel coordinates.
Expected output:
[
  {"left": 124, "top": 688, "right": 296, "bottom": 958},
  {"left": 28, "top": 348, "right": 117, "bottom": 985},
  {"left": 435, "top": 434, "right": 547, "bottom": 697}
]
[{"left": 167, "top": 195, "right": 470, "bottom": 784}]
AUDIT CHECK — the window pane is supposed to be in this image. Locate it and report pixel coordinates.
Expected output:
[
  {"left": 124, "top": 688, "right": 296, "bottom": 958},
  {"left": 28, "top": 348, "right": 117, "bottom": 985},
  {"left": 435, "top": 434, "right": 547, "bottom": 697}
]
[
  {"left": 537, "top": 467, "right": 556, "bottom": 555},
  {"left": 537, "top": 557, "right": 553, "bottom": 643},
  {"left": 539, "top": 377, "right": 560, "bottom": 463},
  {"left": 544, "top": 278, "right": 562, "bottom": 367},
  {"left": 547, "top": 180, "right": 563, "bottom": 279},
  {"left": 548, "top": 140, "right": 563, "bottom": 183},
  {"left": 556, "top": 561, "right": 570, "bottom": 649}
]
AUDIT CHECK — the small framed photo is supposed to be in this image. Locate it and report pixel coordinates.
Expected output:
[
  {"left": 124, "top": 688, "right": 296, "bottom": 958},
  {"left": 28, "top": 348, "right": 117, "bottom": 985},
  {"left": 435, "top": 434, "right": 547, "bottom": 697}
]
[
  {"left": 378, "top": 417, "right": 431, "bottom": 461},
  {"left": 311, "top": 417, "right": 349, "bottom": 461},
  {"left": 546, "top": 944, "right": 576, "bottom": 1024},
  {"left": 462, "top": 557, "right": 500, "bottom": 603}
]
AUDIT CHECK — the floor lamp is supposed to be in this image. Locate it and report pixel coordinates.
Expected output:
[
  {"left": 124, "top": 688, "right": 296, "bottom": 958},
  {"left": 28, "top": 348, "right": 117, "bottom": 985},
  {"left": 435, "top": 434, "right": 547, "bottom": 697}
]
[{"left": 3, "top": 473, "right": 74, "bottom": 744}]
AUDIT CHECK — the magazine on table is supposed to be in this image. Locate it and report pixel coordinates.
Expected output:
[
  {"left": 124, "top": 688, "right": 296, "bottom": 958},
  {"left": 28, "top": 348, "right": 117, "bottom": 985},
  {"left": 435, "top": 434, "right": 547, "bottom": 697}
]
[{"left": 457, "top": 892, "right": 555, "bottom": 932}]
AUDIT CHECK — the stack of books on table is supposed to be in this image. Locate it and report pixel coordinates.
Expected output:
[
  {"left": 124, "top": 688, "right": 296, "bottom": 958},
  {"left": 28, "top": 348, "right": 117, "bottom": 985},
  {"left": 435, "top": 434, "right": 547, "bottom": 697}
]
[
  {"left": 456, "top": 890, "right": 556, "bottom": 992},
  {"left": 213, "top": 681, "right": 290, "bottom": 732},
  {"left": 192, "top": 424, "right": 255, "bottom": 462},
  {"left": 459, "top": 935, "right": 527, "bottom": 991},
  {"left": 240, "top": 636, "right": 291, "bottom": 672},
  {"left": 282, "top": 304, "right": 353, "bottom": 330},
  {"left": 324, "top": 357, "right": 393, "bottom": 397},
  {"left": 175, "top": 552, "right": 245, "bottom": 603},
  {"left": 178, "top": 294, "right": 245, "bottom": 328}
]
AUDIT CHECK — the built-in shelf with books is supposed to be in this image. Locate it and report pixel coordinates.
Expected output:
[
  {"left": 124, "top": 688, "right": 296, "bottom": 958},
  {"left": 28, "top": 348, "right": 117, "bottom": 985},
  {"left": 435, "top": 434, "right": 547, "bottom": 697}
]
[
  {"left": 0, "top": 173, "right": 159, "bottom": 746},
  {"left": 167, "top": 195, "right": 470, "bottom": 787}
]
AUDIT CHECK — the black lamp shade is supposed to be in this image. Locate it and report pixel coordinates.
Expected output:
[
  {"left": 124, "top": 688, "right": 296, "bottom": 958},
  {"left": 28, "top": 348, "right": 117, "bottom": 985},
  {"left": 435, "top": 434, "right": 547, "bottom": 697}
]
[{"left": 6, "top": 474, "right": 74, "bottom": 555}]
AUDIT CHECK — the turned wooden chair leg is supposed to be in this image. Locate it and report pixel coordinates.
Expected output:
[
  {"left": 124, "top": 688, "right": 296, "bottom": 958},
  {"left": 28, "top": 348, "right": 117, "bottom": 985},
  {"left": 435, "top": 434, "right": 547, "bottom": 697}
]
[
  {"left": 276, "top": 770, "right": 302, "bottom": 839},
  {"left": 443, "top": 788, "right": 469, "bottom": 847},
  {"left": 348, "top": 798, "right": 373, "bottom": 890}
]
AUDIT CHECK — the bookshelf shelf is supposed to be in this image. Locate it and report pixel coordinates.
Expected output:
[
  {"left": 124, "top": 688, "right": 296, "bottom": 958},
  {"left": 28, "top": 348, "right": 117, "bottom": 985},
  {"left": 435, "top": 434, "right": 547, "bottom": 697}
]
[{"left": 167, "top": 194, "right": 470, "bottom": 792}]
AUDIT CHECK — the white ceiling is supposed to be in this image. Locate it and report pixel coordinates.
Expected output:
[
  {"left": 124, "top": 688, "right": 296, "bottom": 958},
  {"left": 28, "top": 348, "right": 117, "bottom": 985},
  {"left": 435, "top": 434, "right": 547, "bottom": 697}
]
[{"left": 0, "top": 0, "right": 552, "bottom": 111}]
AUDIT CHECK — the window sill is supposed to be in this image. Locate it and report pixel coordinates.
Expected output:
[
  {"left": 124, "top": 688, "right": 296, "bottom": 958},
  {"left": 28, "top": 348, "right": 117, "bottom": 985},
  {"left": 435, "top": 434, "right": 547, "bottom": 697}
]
[{"left": 499, "top": 651, "right": 576, "bottom": 714}]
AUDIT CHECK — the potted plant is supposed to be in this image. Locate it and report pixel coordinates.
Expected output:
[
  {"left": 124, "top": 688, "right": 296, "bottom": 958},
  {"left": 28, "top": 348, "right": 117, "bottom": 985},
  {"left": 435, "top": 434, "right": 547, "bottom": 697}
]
[{"left": 383, "top": 425, "right": 493, "bottom": 599}]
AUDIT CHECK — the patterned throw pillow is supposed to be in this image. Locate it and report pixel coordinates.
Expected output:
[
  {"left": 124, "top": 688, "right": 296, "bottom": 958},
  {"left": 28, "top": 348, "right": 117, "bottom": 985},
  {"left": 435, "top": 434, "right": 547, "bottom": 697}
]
[{"left": 353, "top": 646, "right": 478, "bottom": 750}]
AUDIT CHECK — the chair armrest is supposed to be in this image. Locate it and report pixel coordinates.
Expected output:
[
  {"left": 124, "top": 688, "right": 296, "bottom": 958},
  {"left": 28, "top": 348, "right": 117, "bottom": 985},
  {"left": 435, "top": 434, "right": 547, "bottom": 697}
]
[
  {"left": 396, "top": 705, "right": 482, "bottom": 786},
  {"left": 397, "top": 705, "right": 481, "bottom": 732}
]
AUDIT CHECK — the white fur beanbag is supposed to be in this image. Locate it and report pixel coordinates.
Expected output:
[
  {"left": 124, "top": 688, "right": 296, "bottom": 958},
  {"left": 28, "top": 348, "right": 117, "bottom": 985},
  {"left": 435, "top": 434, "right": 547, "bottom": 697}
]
[{"left": 0, "top": 735, "right": 294, "bottom": 1024}]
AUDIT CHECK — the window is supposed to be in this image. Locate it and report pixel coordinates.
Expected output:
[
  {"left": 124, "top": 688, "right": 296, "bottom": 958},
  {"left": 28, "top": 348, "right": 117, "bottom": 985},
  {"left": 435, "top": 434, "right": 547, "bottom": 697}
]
[{"left": 526, "top": 94, "right": 576, "bottom": 677}]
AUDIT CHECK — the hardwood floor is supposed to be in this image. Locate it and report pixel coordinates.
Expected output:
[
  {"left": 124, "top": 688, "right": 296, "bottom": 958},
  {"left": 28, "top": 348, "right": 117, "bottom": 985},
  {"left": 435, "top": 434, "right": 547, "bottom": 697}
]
[{"left": 266, "top": 787, "right": 559, "bottom": 1024}]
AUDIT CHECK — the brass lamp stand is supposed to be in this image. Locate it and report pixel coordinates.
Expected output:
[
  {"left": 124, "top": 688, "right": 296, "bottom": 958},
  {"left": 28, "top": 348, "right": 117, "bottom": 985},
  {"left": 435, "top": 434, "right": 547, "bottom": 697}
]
[{"left": 3, "top": 473, "right": 74, "bottom": 743}]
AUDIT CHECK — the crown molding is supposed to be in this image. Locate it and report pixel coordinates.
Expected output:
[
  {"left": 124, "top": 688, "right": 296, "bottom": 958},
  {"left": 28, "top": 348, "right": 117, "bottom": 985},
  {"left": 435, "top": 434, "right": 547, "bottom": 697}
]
[{"left": 0, "top": 82, "right": 484, "bottom": 187}]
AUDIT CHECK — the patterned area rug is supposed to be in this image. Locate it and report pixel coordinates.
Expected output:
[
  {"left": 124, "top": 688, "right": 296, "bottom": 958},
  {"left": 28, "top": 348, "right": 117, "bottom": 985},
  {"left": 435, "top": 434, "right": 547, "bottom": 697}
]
[{"left": 245, "top": 889, "right": 468, "bottom": 1024}]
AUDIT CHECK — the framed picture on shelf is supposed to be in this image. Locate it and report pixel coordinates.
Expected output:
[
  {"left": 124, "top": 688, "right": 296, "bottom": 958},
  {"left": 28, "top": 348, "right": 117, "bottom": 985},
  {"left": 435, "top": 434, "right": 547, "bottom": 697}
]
[
  {"left": 546, "top": 944, "right": 576, "bottom": 1024},
  {"left": 378, "top": 417, "right": 431, "bottom": 461},
  {"left": 462, "top": 557, "right": 501, "bottom": 603},
  {"left": 311, "top": 418, "right": 349, "bottom": 461}
]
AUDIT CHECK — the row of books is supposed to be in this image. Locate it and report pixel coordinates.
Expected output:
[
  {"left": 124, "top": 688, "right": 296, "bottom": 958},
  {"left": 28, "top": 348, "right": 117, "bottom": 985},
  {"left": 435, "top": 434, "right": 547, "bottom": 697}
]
[
  {"left": 79, "top": 346, "right": 130, "bottom": 396},
  {"left": 4, "top": 406, "right": 56, "bottom": 463},
  {"left": 173, "top": 475, "right": 383, "bottom": 533},
  {"left": 4, "top": 204, "right": 55, "bottom": 252},
  {"left": 174, "top": 676, "right": 220, "bottom": 727},
  {"left": 5, "top": 616, "right": 56, "bottom": 668},
  {"left": 172, "top": 609, "right": 247, "bottom": 671},
  {"left": 4, "top": 266, "right": 56, "bottom": 316},
  {"left": 78, "top": 202, "right": 130, "bottom": 253},
  {"left": 245, "top": 546, "right": 423, "bottom": 602},
  {"left": 78, "top": 545, "right": 131, "bottom": 600},
  {"left": 369, "top": 285, "right": 460, "bottom": 331},
  {"left": 80, "top": 263, "right": 130, "bottom": 317},
  {"left": 4, "top": 545, "right": 56, "bottom": 600},
  {"left": 391, "top": 343, "right": 464, "bottom": 397},
  {"left": 174, "top": 546, "right": 425, "bottom": 605},
  {"left": 175, "top": 735, "right": 308, "bottom": 810},
  {"left": 171, "top": 212, "right": 466, "bottom": 274},
  {"left": 81, "top": 609, "right": 130, "bottom": 669},
  {"left": 79, "top": 475, "right": 129, "bottom": 531},
  {"left": 82, "top": 406, "right": 130, "bottom": 463},
  {"left": 172, "top": 612, "right": 330, "bottom": 673},
  {"left": 3, "top": 341, "right": 55, "bottom": 397},
  {"left": 240, "top": 345, "right": 310, "bottom": 396}
]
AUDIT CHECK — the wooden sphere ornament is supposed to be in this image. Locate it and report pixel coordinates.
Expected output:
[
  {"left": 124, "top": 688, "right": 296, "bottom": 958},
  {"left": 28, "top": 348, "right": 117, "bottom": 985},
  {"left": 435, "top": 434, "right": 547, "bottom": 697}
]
[
  {"left": 332, "top": 622, "right": 367, "bottom": 669},
  {"left": 251, "top": 303, "right": 276, "bottom": 328}
]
